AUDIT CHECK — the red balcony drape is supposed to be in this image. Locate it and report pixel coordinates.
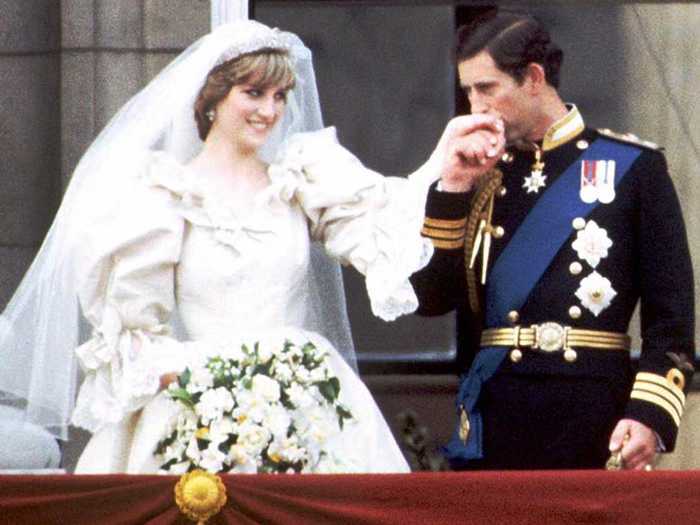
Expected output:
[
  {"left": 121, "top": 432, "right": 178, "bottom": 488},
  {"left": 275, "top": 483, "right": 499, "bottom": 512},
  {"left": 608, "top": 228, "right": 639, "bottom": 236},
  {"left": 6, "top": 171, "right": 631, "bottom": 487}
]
[{"left": 1, "top": 471, "right": 698, "bottom": 524}]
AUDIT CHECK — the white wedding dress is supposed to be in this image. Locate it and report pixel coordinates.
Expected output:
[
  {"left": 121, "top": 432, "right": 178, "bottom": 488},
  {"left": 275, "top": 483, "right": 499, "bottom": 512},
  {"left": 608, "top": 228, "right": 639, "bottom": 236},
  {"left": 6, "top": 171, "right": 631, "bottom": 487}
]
[{"left": 72, "top": 128, "right": 432, "bottom": 474}]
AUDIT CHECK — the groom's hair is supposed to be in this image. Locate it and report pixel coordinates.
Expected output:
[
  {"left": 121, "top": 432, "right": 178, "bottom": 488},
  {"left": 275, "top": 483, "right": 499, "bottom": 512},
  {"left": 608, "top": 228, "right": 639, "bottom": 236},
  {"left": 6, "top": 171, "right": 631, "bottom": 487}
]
[
  {"left": 455, "top": 12, "right": 563, "bottom": 88},
  {"left": 194, "top": 48, "right": 296, "bottom": 141}
]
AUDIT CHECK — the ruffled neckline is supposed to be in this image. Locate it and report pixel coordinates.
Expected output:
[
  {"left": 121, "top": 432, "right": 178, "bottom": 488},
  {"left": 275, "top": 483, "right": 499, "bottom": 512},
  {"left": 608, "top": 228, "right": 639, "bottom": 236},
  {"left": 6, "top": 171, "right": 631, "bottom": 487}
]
[{"left": 141, "top": 152, "right": 281, "bottom": 252}]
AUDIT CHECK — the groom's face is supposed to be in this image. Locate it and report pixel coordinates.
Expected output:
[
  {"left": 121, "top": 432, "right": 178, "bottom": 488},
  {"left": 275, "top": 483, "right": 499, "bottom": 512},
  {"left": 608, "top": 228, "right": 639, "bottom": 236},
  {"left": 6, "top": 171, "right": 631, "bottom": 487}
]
[{"left": 458, "top": 51, "right": 535, "bottom": 144}]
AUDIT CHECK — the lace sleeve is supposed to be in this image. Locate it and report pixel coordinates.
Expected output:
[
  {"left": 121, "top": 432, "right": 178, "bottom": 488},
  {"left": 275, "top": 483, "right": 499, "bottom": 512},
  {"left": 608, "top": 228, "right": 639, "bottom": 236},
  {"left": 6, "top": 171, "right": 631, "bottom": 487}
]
[
  {"left": 71, "top": 155, "right": 188, "bottom": 433},
  {"left": 267, "top": 128, "right": 433, "bottom": 321}
]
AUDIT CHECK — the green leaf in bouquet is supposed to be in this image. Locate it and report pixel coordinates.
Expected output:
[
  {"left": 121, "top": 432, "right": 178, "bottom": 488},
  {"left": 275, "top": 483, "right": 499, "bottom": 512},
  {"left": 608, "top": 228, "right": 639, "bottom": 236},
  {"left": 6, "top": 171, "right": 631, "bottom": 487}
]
[
  {"left": 252, "top": 364, "right": 272, "bottom": 377},
  {"left": 159, "top": 457, "right": 180, "bottom": 471},
  {"left": 280, "top": 388, "right": 295, "bottom": 410},
  {"left": 336, "top": 404, "right": 353, "bottom": 430},
  {"left": 177, "top": 368, "right": 191, "bottom": 389},
  {"left": 155, "top": 431, "right": 177, "bottom": 455},
  {"left": 168, "top": 387, "right": 195, "bottom": 409},
  {"left": 219, "top": 434, "right": 237, "bottom": 453},
  {"left": 315, "top": 377, "right": 340, "bottom": 403}
]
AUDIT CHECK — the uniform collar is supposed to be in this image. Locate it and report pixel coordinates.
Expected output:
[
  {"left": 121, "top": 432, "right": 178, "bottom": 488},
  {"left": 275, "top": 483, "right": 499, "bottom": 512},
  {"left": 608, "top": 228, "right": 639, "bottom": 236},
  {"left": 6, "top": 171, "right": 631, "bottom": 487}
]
[{"left": 541, "top": 104, "right": 585, "bottom": 152}]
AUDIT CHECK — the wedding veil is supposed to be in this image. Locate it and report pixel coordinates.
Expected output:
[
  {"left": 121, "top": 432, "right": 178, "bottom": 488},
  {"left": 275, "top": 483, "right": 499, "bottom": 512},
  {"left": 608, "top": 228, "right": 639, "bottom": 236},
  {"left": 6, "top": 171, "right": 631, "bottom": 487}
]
[{"left": 0, "top": 20, "right": 356, "bottom": 440}]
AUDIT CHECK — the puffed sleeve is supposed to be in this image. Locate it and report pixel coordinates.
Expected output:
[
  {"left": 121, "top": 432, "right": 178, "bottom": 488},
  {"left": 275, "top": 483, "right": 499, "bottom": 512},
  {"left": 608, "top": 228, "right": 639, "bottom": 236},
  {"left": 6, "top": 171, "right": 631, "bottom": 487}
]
[
  {"left": 267, "top": 127, "right": 433, "bottom": 322},
  {"left": 71, "top": 153, "right": 188, "bottom": 433}
]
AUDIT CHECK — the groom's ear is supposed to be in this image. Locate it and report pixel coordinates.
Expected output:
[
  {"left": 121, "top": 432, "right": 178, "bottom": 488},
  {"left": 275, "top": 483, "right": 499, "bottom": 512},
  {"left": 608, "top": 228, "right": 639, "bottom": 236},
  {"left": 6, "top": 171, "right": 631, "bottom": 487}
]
[{"left": 522, "top": 63, "right": 546, "bottom": 94}]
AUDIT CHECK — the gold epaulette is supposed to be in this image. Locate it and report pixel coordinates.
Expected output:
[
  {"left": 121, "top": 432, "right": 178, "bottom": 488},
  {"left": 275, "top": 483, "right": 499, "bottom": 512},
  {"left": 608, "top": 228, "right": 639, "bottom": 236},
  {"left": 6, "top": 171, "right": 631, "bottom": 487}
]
[
  {"left": 464, "top": 169, "right": 503, "bottom": 314},
  {"left": 597, "top": 128, "right": 662, "bottom": 151}
]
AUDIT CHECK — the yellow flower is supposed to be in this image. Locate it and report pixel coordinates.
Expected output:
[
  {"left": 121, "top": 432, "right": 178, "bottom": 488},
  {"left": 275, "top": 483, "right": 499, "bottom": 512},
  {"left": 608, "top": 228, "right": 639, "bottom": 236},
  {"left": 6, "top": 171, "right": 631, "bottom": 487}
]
[{"left": 195, "top": 427, "right": 210, "bottom": 439}]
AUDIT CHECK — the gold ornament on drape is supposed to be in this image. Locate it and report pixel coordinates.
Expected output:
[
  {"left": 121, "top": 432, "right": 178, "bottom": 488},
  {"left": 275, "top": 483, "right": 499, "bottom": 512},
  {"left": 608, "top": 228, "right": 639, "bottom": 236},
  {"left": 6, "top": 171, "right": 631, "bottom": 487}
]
[{"left": 175, "top": 470, "right": 227, "bottom": 524}]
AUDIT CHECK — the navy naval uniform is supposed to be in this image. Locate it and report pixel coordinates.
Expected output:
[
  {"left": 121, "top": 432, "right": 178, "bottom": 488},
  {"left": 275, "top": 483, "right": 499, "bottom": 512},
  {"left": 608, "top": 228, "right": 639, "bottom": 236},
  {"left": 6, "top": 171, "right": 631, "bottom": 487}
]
[{"left": 411, "top": 106, "right": 695, "bottom": 469}]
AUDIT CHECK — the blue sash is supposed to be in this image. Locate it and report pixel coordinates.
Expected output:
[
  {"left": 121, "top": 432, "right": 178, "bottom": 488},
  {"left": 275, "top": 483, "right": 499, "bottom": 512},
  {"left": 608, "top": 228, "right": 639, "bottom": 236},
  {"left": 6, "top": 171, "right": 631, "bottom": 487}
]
[{"left": 444, "top": 137, "right": 642, "bottom": 465}]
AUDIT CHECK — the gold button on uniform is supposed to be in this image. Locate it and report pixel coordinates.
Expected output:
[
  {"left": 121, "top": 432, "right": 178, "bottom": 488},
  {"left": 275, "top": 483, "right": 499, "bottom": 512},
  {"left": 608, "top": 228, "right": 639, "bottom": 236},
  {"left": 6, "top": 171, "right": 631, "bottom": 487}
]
[
  {"left": 569, "top": 306, "right": 582, "bottom": 319},
  {"left": 498, "top": 186, "right": 508, "bottom": 198},
  {"left": 507, "top": 310, "right": 520, "bottom": 324},
  {"left": 510, "top": 349, "right": 523, "bottom": 363},
  {"left": 667, "top": 368, "right": 685, "bottom": 390},
  {"left": 576, "top": 139, "right": 589, "bottom": 150},
  {"left": 572, "top": 217, "right": 586, "bottom": 230},
  {"left": 493, "top": 226, "right": 505, "bottom": 239},
  {"left": 569, "top": 262, "right": 583, "bottom": 275}
]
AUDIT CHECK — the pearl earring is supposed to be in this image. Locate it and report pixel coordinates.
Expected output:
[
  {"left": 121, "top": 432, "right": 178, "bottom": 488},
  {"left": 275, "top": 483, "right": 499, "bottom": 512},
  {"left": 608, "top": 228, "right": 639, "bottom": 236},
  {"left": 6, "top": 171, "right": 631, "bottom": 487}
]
[{"left": 206, "top": 109, "right": 215, "bottom": 122}]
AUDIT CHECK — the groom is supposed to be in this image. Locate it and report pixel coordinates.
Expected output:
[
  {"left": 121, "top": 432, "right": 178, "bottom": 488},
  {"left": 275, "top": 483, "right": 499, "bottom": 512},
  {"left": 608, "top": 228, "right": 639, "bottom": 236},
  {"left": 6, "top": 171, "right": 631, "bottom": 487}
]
[{"left": 411, "top": 12, "right": 695, "bottom": 470}]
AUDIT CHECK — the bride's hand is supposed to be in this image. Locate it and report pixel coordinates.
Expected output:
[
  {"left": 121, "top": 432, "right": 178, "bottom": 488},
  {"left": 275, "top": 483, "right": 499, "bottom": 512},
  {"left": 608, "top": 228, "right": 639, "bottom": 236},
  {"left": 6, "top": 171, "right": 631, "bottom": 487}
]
[
  {"left": 439, "top": 114, "right": 505, "bottom": 192},
  {"left": 159, "top": 372, "right": 179, "bottom": 391}
]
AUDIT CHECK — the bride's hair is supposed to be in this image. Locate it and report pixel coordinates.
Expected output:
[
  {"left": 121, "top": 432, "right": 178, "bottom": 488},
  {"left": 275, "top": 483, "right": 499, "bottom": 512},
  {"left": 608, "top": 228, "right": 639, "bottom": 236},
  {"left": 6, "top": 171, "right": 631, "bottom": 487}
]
[{"left": 194, "top": 48, "right": 296, "bottom": 140}]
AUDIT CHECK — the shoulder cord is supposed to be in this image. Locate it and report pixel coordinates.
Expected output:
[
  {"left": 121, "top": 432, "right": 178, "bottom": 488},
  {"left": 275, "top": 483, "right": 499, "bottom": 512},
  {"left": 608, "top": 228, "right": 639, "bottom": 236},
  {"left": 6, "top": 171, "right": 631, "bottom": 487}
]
[{"left": 463, "top": 169, "right": 503, "bottom": 314}]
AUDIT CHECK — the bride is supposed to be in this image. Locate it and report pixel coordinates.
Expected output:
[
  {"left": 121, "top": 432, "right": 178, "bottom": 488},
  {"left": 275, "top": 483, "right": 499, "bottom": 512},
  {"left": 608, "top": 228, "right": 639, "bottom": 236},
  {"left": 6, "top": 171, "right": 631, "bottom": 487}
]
[{"left": 0, "top": 21, "right": 437, "bottom": 473}]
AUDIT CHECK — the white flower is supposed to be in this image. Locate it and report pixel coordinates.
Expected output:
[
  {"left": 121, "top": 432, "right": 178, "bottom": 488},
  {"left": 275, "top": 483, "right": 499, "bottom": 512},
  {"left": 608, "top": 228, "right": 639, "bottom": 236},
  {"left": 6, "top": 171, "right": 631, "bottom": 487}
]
[
  {"left": 286, "top": 383, "right": 315, "bottom": 409},
  {"left": 271, "top": 362, "right": 293, "bottom": 383},
  {"left": 185, "top": 436, "right": 201, "bottom": 462},
  {"left": 571, "top": 220, "right": 612, "bottom": 268},
  {"left": 209, "top": 415, "right": 236, "bottom": 438},
  {"left": 196, "top": 387, "right": 235, "bottom": 425},
  {"left": 176, "top": 410, "right": 198, "bottom": 433},
  {"left": 294, "top": 367, "right": 311, "bottom": 383},
  {"left": 238, "top": 422, "right": 271, "bottom": 455},
  {"left": 268, "top": 436, "right": 306, "bottom": 464},
  {"left": 228, "top": 444, "right": 258, "bottom": 473},
  {"left": 264, "top": 405, "right": 292, "bottom": 440},
  {"left": 296, "top": 405, "right": 336, "bottom": 445},
  {"left": 163, "top": 440, "right": 186, "bottom": 463},
  {"left": 257, "top": 344, "right": 274, "bottom": 364},
  {"left": 282, "top": 345, "right": 304, "bottom": 365},
  {"left": 235, "top": 390, "right": 267, "bottom": 424},
  {"left": 163, "top": 461, "right": 190, "bottom": 475},
  {"left": 309, "top": 366, "right": 328, "bottom": 383},
  {"left": 252, "top": 374, "right": 281, "bottom": 403},
  {"left": 575, "top": 271, "right": 617, "bottom": 316},
  {"left": 186, "top": 366, "right": 214, "bottom": 394},
  {"left": 200, "top": 443, "right": 227, "bottom": 473}
]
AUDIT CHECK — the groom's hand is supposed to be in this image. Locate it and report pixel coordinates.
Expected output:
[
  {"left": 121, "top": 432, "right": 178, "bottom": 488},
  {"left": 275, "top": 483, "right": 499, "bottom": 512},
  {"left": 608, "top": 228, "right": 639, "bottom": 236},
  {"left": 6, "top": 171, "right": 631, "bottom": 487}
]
[
  {"left": 440, "top": 114, "right": 505, "bottom": 192},
  {"left": 608, "top": 418, "right": 657, "bottom": 470}
]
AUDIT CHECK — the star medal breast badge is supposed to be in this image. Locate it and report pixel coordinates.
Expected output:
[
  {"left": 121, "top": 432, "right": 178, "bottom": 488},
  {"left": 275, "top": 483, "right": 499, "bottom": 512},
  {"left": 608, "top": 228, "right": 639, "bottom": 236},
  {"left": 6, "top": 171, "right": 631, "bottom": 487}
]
[{"left": 523, "top": 149, "right": 547, "bottom": 194}]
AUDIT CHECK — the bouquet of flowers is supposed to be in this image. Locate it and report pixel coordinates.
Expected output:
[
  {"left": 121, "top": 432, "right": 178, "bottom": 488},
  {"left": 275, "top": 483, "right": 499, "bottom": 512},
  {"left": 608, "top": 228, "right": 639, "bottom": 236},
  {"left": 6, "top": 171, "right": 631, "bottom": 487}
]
[{"left": 155, "top": 338, "right": 355, "bottom": 474}]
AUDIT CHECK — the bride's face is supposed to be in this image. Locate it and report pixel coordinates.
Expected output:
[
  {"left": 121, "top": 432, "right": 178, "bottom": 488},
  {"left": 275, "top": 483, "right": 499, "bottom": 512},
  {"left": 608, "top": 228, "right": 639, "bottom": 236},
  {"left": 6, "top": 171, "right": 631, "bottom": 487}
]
[{"left": 214, "top": 80, "right": 288, "bottom": 152}]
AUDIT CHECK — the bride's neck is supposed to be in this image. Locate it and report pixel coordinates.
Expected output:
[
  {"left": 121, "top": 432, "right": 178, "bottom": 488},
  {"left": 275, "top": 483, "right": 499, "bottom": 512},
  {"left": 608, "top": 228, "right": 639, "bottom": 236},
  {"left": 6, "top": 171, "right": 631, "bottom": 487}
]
[{"left": 191, "top": 133, "right": 268, "bottom": 184}]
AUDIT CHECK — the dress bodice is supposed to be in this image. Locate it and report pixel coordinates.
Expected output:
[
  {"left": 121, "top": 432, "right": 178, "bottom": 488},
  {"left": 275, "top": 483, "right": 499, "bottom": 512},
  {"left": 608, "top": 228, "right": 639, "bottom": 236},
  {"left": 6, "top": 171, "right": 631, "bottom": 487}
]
[{"left": 175, "top": 193, "right": 313, "bottom": 341}]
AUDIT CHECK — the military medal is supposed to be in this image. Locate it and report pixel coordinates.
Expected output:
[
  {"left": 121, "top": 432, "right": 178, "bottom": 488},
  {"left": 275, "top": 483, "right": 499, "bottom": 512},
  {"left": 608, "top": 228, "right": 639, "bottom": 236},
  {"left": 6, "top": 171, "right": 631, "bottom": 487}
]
[
  {"left": 579, "top": 160, "right": 599, "bottom": 203},
  {"left": 597, "top": 159, "right": 616, "bottom": 204},
  {"left": 580, "top": 160, "right": 616, "bottom": 204},
  {"left": 522, "top": 148, "right": 547, "bottom": 194}
]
